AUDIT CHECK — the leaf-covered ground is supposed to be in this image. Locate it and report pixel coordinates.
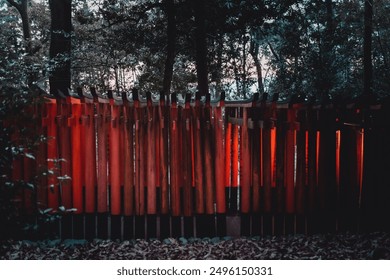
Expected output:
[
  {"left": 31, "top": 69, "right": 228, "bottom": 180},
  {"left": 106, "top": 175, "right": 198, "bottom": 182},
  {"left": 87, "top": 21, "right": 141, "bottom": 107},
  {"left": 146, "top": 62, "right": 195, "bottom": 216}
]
[{"left": 1, "top": 232, "right": 390, "bottom": 260}]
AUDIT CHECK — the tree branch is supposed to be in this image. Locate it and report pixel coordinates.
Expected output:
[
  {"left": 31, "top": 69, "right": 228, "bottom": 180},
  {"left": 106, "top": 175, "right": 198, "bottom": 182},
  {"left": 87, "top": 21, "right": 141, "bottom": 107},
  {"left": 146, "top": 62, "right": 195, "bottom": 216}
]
[{"left": 6, "top": 0, "right": 22, "bottom": 14}]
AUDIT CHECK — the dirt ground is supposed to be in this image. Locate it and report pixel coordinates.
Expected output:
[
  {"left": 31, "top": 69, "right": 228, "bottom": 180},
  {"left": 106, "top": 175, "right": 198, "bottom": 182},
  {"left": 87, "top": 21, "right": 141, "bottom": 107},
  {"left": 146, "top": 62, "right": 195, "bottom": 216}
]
[{"left": 1, "top": 232, "right": 390, "bottom": 260}]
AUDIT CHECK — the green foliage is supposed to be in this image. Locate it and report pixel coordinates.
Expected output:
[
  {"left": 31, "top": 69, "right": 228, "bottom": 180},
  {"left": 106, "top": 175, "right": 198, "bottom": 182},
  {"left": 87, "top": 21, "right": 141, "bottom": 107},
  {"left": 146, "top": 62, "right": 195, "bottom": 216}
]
[{"left": 0, "top": 0, "right": 58, "bottom": 240}]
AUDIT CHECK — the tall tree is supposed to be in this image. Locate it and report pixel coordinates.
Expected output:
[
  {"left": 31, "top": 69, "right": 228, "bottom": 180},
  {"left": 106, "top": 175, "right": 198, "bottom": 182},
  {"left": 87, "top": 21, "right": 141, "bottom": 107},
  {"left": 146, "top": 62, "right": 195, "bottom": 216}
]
[
  {"left": 162, "top": 0, "right": 176, "bottom": 96},
  {"left": 49, "top": 0, "right": 72, "bottom": 96},
  {"left": 249, "top": 30, "right": 264, "bottom": 96},
  {"left": 6, "top": 0, "right": 31, "bottom": 54},
  {"left": 192, "top": 0, "right": 209, "bottom": 97},
  {"left": 363, "top": 0, "right": 373, "bottom": 98}
]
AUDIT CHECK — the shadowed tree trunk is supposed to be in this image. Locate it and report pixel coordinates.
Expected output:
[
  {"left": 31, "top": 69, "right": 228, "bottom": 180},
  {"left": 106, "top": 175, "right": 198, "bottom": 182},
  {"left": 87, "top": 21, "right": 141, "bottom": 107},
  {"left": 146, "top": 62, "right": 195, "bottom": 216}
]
[
  {"left": 6, "top": 0, "right": 31, "bottom": 53},
  {"left": 162, "top": 0, "right": 176, "bottom": 96},
  {"left": 323, "top": 0, "right": 334, "bottom": 96},
  {"left": 249, "top": 31, "right": 264, "bottom": 96},
  {"left": 193, "top": 0, "right": 209, "bottom": 98},
  {"left": 363, "top": 0, "right": 373, "bottom": 98},
  {"left": 49, "top": 0, "right": 72, "bottom": 96}
]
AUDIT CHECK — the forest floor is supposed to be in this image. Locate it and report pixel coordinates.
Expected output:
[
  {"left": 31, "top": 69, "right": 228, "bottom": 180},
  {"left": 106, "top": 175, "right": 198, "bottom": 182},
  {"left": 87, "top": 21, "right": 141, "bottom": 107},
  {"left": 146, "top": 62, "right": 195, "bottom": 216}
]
[{"left": 1, "top": 232, "right": 390, "bottom": 260}]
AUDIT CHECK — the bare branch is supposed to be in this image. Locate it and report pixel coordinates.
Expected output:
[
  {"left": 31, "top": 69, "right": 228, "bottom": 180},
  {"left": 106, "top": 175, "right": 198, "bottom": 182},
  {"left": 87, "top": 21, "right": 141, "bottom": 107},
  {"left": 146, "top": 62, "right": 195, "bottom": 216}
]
[{"left": 6, "top": 0, "right": 22, "bottom": 13}]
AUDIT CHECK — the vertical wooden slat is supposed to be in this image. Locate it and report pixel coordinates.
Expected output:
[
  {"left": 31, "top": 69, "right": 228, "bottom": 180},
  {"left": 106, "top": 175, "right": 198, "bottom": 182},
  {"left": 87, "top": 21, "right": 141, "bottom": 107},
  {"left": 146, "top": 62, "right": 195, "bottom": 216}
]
[
  {"left": 307, "top": 109, "right": 318, "bottom": 216},
  {"left": 146, "top": 93, "right": 157, "bottom": 215},
  {"left": 134, "top": 92, "right": 144, "bottom": 216},
  {"left": 123, "top": 97, "right": 134, "bottom": 216},
  {"left": 262, "top": 120, "right": 272, "bottom": 213},
  {"left": 36, "top": 101, "right": 48, "bottom": 210},
  {"left": 69, "top": 97, "right": 83, "bottom": 214},
  {"left": 46, "top": 99, "right": 59, "bottom": 209},
  {"left": 295, "top": 109, "right": 306, "bottom": 215},
  {"left": 275, "top": 109, "right": 286, "bottom": 214},
  {"left": 251, "top": 121, "right": 261, "bottom": 213},
  {"left": 225, "top": 121, "right": 232, "bottom": 189},
  {"left": 203, "top": 104, "right": 214, "bottom": 215},
  {"left": 231, "top": 122, "right": 239, "bottom": 189},
  {"left": 109, "top": 93, "right": 122, "bottom": 216},
  {"left": 95, "top": 98, "right": 109, "bottom": 214},
  {"left": 22, "top": 149, "right": 34, "bottom": 213},
  {"left": 158, "top": 93, "right": 169, "bottom": 215},
  {"left": 339, "top": 123, "right": 359, "bottom": 231},
  {"left": 357, "top": 128, "right": 364, "bottom": 208},
  {"left": 240, "top": 107, "right": 250, "bottom": 214},
  {"left": 20, "top": 103, "right": 35, "bottom": 213},
  {"left": 140, "top": 107, "right": 147, "bottom": 216},
  {"left": 83, "top": 97, "right": 96, "bottom": 213},
  {"left": 285, "top": 108, "right": 295, "bottom": 214},
  {"left": 193, "top": 94, "right": 204, "bottom": 214},
  {"left": 317, "top": 109, "right": 337, "bottom": 231},
  {"left": 214, "top": 100, "right": 225, "bottom": 214},
  {"left": 170, "top": 93, "right": 181, "bottom": 216},
  {"left": 58, "top": 97, "right": 72, "bottom": 209},
  {"left": 182, "top": 94, "right": 193, "bottom": 217}
]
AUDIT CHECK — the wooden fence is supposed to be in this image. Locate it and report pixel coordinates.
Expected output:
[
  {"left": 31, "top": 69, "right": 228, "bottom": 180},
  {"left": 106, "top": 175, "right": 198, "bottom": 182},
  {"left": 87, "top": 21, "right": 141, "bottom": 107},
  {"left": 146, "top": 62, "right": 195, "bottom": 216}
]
[{"left": 10, "top": 89, "right": 390, "bottom": 239}]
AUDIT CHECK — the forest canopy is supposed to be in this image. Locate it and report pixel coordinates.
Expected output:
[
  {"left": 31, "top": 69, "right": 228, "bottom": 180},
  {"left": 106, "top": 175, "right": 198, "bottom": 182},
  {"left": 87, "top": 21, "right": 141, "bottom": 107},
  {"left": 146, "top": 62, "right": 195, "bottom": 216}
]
[{"left": 0, "top": 0, "right": 389, "bottom": 101}]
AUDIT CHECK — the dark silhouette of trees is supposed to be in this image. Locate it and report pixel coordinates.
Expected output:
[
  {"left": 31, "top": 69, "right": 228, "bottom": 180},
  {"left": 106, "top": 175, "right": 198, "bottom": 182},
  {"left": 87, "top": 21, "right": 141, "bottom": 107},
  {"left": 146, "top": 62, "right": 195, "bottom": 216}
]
[{"left": 48, "top": 0, "right": 72, "bottom": 96}]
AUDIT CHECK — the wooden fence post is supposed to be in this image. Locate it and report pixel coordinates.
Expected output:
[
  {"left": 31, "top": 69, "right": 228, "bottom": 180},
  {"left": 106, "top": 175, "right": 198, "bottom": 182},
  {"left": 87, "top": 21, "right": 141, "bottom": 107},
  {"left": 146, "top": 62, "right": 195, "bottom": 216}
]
[
  {"left": 69, "top": 94, "right": 83, "bottom": 215},
  {"left": 46, "top": 99, "right": 59, "bottom": 210},
  {"left": 122, "top": 92, "right": 134, "bottom": 239},
  {"left": 214, "top": 92, "right": 226, "bottom": 236}
]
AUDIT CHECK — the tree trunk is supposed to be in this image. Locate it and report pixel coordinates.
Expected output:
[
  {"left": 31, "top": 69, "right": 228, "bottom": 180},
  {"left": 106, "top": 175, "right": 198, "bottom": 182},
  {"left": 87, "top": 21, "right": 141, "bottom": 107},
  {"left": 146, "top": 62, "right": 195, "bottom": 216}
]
[
  {"left": 7, "top": 0, "right": 31, "bottom": 48},
  {"left": 215, "top": 34, "right": 224, "bottom": 96},
  {"left": 193, "top": 0, "right": 209, "bottom": 98},
  {"left": 323, "top": 0, "right": 334, "bottom": 96},
  {"left": 162, "top": 0, "right": 176, "bottom": 96},
  {"left": 363, "top": 0, "right": 373, "bottom": 98},
  {"left": 249, "top": 36, "right": 264, "bottom": 96},
  {"left": 49, "top": 0, "right": 72, "bottom": 96},
  {"left": 242, "top": 34, "right": 247, "bottom": 99}
]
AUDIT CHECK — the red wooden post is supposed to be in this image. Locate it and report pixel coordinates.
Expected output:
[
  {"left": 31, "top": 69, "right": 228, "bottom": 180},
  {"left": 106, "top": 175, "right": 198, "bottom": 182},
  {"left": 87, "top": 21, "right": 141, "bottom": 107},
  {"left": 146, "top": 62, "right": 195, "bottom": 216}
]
[
  {"left": 92, "top": 88, "right": 109, "bottom": 214},
  {"left": 240, "top": 107, "right": 251, "bottom": 214},
  {"left": 140, "top": 107, "right": 147, "bottom": 216},
  {"left": 122, "top": 93, "right": 134, "bottom": 216},
  {"left": 10, "top": 128, "right": 23, "bottom": 212},
  {"left": 262, "top": 108, "right": 273, "bottom": 213},
  {"left": 251, "top": 118, "right": 261, "bottom": 213},
  {"left": 146, "top": 92, "right": 157, "bottom": 215},
  {"left": 108, "top": 90, "right": 121, "bottom": 215},
  {"left": 182, "top": 94, "right": 193, "bottom": 217},
  {"left": 23, "top": 150, "right": 33, "bottom": 213},
  {"left": 170, "top": 93, "right": 181, "bottom": 216},
  {"left": 193, "top": 92, "right": 204, "bottom": 214},
  {"left": 225, "top": 121, "right": 232, "bottom": 190},
  {"left": 134, "top": 90, "right": 144, "bottom": 216},
  {"left": 214, "top": 96, "right": 226, "bottom": 214},
  {"left": 82, "top": 92, "right": 96, "bottom": 214},
  {"left": 295, "top": 108, "right": 306, "bottom": 215},
  {"left": 46, "top": 99, "right": 59, "bottom": 209},
  {"left": 203, "top": 101, "right": 215, "bottom": 215},
  {"left": 285, "top": 108, "right": 296, "bottom": 214},
  {"left": 231, "top": 121, "right": 239, "bottom": 188},
  {"left": 158, "top": 92, "right": 169, "bottom": 215},
  {"left": 21, "top": 104, "right": 36, "bottom": 213},
  {"left": 69, "top": 95, "right": 83, "bottom": 214},
  {"left": 36, "top": 101, "right": 48, "bottom": 210},
  {"left": 357, "top": 128, "right": 364, "bottom": 205},
  {"left": 56, "top": 97, "right": 72, "bottom": 209},
  {"left": 271, "top": 126, "right": 277, "bottom": 188},
  {"left": 307, "top": 109, "right": 318, "bottom": 214},
  {"left": 275, "top": 108, "right": 287, "bottom": 214}
]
